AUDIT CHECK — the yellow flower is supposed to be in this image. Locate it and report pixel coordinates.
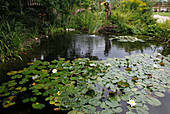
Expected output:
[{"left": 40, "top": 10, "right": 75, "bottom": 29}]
[
  {"left": 123, "top": 4, "right": 125, "bottom": 7},
  {"left": 139, "top": 8, "right": 143, "bottom": 10}
]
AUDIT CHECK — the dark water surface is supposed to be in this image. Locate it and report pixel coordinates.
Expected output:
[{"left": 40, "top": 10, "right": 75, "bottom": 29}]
[{"left": 0, "top": 33, "right": 169, "bottom": 114}]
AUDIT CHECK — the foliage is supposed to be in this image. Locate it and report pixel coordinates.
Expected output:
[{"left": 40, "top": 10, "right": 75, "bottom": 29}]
[
  {"left": 0, "top": 18, "right": 27, "bottom": 62},
  {"left": 0, "top": 54, "right": 170, "bottom": 114},
  {"left": 110, "top": 0, "right": 169, "bottom": 40},
  {"left": 147, "top": 20, "right": 170, "bottom": 41},
  {"left": 70, "top": 10, "right": 106, "bottom": 33}
]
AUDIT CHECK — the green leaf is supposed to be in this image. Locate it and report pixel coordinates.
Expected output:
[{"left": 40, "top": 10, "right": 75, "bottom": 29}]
[
  {"left": 100, "top": 102, "right": 109, "bottom": 109},
  {"left": 22, "top": 98, "right": 30, "bottom": 103},
  {"left": 101, "top": 109, "right": 113, "bottom": 114},
  {"left": 154, "top": 92, "right": 165, "bottom": 97},
  {"left": 89, "top": 99, "right": 101, "bottom": 106},
  {"left": 83, "top": 105, "right": 96, "bottom": 113},
  {"left": 136, "top": 107, "right": 149, "bottom": 114},
  {"left": 4, "top": 92, "right": 10, "bottom": 96},
  {"left": 126, "top": 111, "right": 136, "bottom": 114},
  {"left": 146, "top": 97, "right": 161, "bottom": 106},
  {"left": 30, "top": 97, "right": 37, "bottom": 102},
  {"left": 32, "top": 102, "right": 45, "bottom": 109},
  {"left": 112, "top": 107, "right": 123, "bottom": 113},
  {"left": 68, "top": 110, "right": 84, "bottom": 114}
]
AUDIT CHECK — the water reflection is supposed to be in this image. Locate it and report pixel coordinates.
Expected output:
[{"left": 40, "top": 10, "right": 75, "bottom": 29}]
[{"left": 37, "top": 34, "right": 167, "bottom": 61}]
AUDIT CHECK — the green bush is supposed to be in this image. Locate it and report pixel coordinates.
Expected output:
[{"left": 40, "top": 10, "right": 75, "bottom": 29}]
[{"left": 110, "top": 0, "right": 157, "bottom": 35}]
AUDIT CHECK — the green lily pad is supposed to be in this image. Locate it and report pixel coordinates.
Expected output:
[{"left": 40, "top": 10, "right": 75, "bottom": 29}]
[
  {"left": 32, "top": 102, "right": 45, "bottom": 109},
  {"left": 154, "top": 92, "right": 165, "bottom": 97}
]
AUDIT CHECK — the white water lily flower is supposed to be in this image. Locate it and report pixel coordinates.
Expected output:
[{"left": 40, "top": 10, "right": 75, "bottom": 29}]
[
  {"left": 106, "top": 63, "right": 111, "bottom": 67},
  {"left": 32, "top": 75, "right": 40, "bottom": 80},
  {"left": 127, "top": 99, "right": 136, "bottom": 107},
  {"left": 52, "top": 69, "right": 57, "bottom": 73},
  {"left": 90, "top": 63, "right": 96, "bottom": 67},
  {"left": 153, "top": 64, "right": 158, "bottom": 68}
]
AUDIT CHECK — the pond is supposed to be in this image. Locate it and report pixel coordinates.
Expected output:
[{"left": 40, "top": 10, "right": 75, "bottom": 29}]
[{"left": 0, "top": 33, "right": 169, "bottom": 114}]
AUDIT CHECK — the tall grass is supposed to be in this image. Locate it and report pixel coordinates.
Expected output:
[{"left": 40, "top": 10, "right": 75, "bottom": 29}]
[
  {"left": 69, "top": 10, "right": 106, "bottom": 34},
  {"left": 0, "top": 19, "right": 26, "bottom": 62}
]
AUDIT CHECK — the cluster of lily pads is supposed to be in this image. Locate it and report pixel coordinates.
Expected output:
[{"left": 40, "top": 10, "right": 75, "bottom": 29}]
[
  {"left": 0, "top": 53, "right": 170, "bottom": 114},
  {"left": 109, "top": 35, "right": 145, "bottom": 42}
]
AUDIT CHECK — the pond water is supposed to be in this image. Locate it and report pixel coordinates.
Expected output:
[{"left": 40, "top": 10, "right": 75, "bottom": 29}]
[{"left": 0, "top": 33, "right": 169, "bottom": 114}]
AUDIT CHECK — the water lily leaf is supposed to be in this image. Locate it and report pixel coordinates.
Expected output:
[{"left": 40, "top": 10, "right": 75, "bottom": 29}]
[
  {"left": 126, "top": 111, "right": 136, "bottom": 114},
  {"left": 3, "top": 101, "right": 15, "bottom": 108},
  {"left": 51, "top": 60, "right": 58, "bottom": 63},
  {"left": 0, "top": 86, "right": 6, "bottom": 93},
  {"left": 8, "top": 96, "right": 16, "bottom": 101},
  {"left": 59, "top": 58, "right": 65, "bottom": 61},
  {"left": 68, "top": 110, "right": 84, "bottom": 114},
  {"left": 37, "top": 66, "right": 46, "bottom": 70},
  {"left": 15, "top": 87, "right": 22, "bottom": 91},
  {"left": 83, "top": 105, "right": 96, "bottom": 113},
  {"left": 100, "top": 102, "right": 109, "bottom": 109},
  {"left": 20, "top": 87, "right": 27, "bottom": 92},
  {"left": 154, "top": 92, "right": 165, "bottom": 97},
  {"left": 136, "top": 107, "right": 149, "bottom": 114},
  {"left": 48, "top": 65, "right": 57, "bottom": 69},
  {"left": 7, "top": 71, "right": 18, "bottom": 75},
  {"left": 42, "top": 61, "right": 49, "bottom": 65},
  {"left": 34, "top": 60, "right": 42, "bottom": 65},
  {"left": 32, "top": 102, "right": 45, "bottom": 109},
  {"left": 112, "top": 107, "right": 122, "bottom": 113},
  {"left": 22, "top": 98, "right": 30, "bottom": 103},
  {"left": 146, "top": 97, "right": 161, "bottom": 106},
  {"left": 22, "top": 71, "right": 32, "bottom": 75},
  {"left": 49, "top": 100, "right": 55, "bottom": 105},
  {"left": 89, "top": 99, "right": 101, "bottom": 106},
  {"left": 4, "top": 92, "right": 10, "bottom": 96},
  {"left": 30, "top": 97, "right": 37, "bottom": 102},
  {"left": 101, "top": 109, "right": 114, "bottom": 114},
  {"left": 8, "top": 81, "right": 17, "bottom": 87},
  {"left": 11, "top": 75, "right": 22, "bottom": 79}
]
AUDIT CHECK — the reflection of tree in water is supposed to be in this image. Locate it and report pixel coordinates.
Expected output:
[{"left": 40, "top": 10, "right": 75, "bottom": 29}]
[
  {"left": 157, "top": 44, "right": 170, "bottom": 56},
  {"left": 38, "top": 34, "right": 100, "bottom": 61},
  {"left": 110, "top": 39, "right": 164, "bottom": 55},
  {"left": 104, "top": 37, "right": 111, "bottom": 57}
]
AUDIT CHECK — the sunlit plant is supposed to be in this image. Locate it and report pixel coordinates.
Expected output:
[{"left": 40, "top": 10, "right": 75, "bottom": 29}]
[{"left": 0, "top": 54, "right": 169, "bottom": 114}]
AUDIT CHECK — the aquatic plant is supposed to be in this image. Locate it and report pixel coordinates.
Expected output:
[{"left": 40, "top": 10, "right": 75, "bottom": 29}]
[
  {"left": 109, "top": 35, "right": 145, "bottom": 42},
  {"left": 0, "top": 54, "right": 170, "bottom": 114}
]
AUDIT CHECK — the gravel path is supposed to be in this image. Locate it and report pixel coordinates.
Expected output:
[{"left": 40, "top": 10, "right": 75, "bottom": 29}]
[{"left": 153, "top": 15, "right": 170, "bottom": 23}]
